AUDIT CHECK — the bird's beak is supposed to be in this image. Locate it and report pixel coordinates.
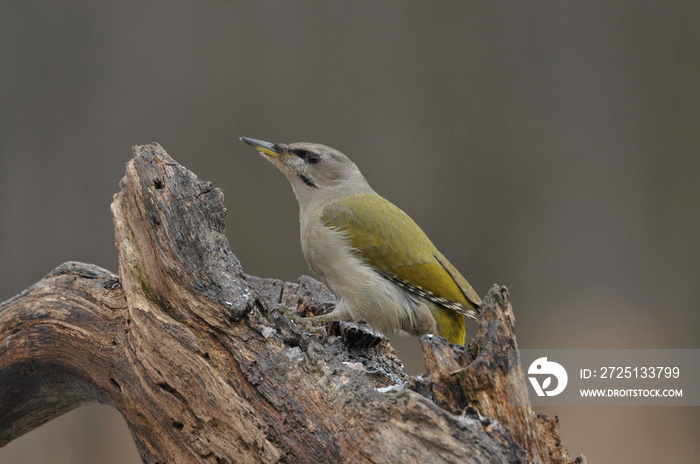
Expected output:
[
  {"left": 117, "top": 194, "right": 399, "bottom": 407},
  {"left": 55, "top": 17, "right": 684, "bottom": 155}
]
[{"left": 240, "top": 137, "right": 283, "bottom": 158}]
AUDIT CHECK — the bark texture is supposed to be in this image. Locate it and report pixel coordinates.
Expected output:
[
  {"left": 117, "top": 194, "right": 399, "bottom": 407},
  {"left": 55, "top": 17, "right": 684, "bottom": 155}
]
[{"left": 0, "top": 143, "right": 585, "bottom": 463}]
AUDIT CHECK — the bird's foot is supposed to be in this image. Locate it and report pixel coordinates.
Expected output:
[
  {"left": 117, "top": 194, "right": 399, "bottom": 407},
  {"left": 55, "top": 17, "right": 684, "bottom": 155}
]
[{"left": 269, "top": 304, "right": 328, "bottom": 340}]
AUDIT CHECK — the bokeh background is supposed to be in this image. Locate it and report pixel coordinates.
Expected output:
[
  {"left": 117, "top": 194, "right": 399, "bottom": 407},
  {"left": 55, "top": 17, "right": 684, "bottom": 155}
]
[{"left": 1, "top": 2, "right": 698, "bottom": 463}]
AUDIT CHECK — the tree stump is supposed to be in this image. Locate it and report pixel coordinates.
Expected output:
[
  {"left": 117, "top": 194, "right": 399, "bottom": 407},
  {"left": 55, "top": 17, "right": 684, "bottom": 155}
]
[{"left": 0, "top": 143, "right": 585, "bottom": 463}]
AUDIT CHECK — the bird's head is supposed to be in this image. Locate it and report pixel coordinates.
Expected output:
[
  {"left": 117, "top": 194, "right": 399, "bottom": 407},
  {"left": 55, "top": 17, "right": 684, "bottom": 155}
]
[{"left": 240, "top": 137, "right": 374, "bottom": 206}]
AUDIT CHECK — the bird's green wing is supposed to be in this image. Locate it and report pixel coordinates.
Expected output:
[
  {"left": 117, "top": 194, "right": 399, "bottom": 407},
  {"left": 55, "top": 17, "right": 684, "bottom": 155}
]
[{"left": 321, "top": 194, "right": 481, "bottom": 317}]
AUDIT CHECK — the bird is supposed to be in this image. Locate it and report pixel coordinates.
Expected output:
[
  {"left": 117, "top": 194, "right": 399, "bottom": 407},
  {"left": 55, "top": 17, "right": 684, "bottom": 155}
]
[{"left": 240, "top": 137, "right": 481, "bottom": 345}]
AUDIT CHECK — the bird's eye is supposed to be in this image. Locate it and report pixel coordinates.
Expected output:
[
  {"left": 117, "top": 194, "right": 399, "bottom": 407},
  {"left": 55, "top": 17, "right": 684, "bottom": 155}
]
[{"left": 307, "top": 154, "right": 321, "bottom": 164}]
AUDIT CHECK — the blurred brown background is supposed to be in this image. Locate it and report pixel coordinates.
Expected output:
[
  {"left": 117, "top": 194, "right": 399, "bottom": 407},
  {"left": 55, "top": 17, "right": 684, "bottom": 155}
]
[{"left": 1, "top": 2, "right": 698, "bottom": 463}]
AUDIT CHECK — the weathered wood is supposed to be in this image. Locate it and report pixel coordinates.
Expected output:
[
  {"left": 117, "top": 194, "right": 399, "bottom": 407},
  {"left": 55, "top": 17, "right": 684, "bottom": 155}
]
[{"left": 0, "top": 143, "right": 584, "bottom": 463}]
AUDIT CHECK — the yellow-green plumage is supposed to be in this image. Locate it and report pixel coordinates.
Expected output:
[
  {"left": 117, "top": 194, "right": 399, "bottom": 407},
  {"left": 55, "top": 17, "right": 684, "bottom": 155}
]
[
  {"left": 240, "top": 137, "right": 481, "bottom": 346},
  {"left": 322, "top": 194, "right": 481, "bottom": 344}
]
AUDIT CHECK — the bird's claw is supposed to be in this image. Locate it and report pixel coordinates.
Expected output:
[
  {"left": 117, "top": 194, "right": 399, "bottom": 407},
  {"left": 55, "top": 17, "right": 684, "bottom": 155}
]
[{"left": 270, "top": 304, "right": 328, "bottom": 340}]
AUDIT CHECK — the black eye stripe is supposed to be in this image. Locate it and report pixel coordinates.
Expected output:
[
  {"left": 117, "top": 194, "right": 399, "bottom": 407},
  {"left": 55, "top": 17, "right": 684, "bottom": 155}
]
[{"left": 291, "top": 148, "right": 320, "bottom": 163}]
